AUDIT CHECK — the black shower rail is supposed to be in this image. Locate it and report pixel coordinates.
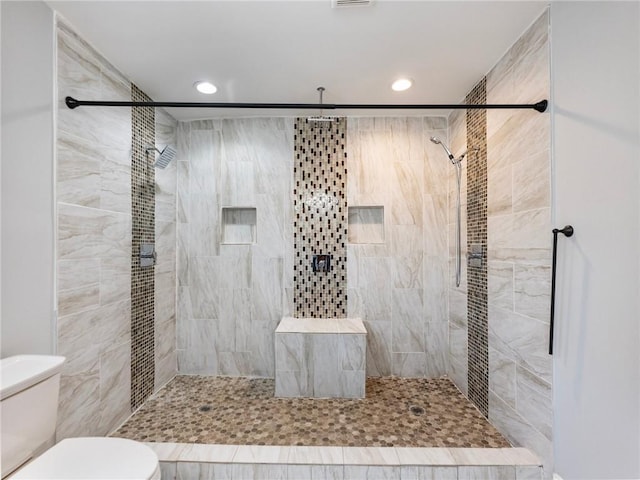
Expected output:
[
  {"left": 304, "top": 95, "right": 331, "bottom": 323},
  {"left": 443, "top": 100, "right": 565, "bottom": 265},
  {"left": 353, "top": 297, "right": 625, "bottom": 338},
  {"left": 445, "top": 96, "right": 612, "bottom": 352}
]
[{"left": 65, "top": 96, "right": 548, "bottom": 113}]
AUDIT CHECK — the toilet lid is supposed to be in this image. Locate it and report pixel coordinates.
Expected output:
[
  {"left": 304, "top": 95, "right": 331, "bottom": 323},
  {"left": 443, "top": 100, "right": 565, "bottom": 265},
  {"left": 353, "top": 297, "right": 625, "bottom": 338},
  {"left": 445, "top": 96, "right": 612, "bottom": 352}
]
[{"left": 11, "top": 437, "right": 160, "bottom": 479}]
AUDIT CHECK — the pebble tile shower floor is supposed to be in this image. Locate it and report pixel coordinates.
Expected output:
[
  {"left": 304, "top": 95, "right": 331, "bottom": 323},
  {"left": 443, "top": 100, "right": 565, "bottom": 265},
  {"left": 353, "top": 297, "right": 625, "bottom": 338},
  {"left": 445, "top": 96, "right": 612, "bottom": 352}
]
[{"left": 113, "top": 376, "right": 510, "bottom": 448}]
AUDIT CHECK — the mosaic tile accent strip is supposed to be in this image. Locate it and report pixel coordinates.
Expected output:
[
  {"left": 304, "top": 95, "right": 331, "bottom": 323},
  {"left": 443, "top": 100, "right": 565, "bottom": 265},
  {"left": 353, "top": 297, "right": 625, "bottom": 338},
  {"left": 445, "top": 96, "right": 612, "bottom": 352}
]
[
  {"left": 293, "top": 118, "right": 347, "bottom": 318},
  {"left": 131, "top": 84, "right": 155, "bottom": 409},
  {"left": 113, "top": 375, "right": 510, "bottom": 448},
  {"left": 466, "top": 78, "right": 489, "bottom": 417}
]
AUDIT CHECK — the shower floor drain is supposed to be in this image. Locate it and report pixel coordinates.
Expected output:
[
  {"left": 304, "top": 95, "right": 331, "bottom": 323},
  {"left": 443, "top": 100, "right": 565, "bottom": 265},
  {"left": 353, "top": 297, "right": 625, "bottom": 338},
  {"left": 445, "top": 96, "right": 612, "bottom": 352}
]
[
  {"left": 409, "top": 405, "right": 425, "bottom": 416},
  {"left": 199, "top": 405, "right": 212, "bottom": 412}
]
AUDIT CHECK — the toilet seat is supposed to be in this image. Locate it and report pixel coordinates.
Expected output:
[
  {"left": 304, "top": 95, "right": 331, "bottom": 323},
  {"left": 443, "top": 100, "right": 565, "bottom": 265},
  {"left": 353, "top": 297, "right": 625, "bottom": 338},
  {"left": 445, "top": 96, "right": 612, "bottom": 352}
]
[{"left": 10, "top": 437, "right": 160, "bottom": 479}]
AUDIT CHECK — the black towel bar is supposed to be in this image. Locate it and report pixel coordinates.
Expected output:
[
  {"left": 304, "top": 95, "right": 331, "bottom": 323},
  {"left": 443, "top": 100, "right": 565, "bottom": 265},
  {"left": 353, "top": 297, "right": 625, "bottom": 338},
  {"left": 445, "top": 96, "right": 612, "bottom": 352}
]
[{"left": 549, "top": 225, "right": 574, "bottom": 355}]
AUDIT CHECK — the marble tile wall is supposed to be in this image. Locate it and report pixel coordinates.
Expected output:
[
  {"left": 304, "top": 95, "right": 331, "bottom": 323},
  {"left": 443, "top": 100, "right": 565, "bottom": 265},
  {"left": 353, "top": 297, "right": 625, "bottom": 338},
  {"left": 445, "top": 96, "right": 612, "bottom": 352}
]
[
  {"left": 486, "top": 10, "right": 552, "bottom": 477},
  {"left": 176, "top": 119, "right": 294, "bottom": 376},
  {"left": 55, "top": 18, "right": 178, "bottom": 437},
  {"left": 346, "top": 117, "right": 450, "bottom": 377},
  {"left": 445, "top": 9, "right": 553, "bottom": 477},
  {"left": 178, "top": 116, "right": 451, "bottom": 379},
  {"left": 55, "top": 18, "right": 133, "bottom": 439},
  {"left": 154, "top": 108, "right": 178, "bottom": 390},
  {"left": 446, "top": 109, "right": 469, "bottom": 396}
]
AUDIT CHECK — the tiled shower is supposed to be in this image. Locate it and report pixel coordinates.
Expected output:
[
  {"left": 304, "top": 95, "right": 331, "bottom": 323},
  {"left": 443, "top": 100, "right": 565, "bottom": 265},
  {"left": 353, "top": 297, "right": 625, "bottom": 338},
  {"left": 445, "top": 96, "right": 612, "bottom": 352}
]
[{"left": 54, "top": 8, "right": 552, "bottom": 476}]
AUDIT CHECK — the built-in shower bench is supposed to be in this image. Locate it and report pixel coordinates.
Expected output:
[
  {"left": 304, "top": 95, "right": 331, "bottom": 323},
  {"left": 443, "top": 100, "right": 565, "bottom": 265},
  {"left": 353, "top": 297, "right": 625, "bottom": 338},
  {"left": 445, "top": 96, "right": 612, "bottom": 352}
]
[{"left": 275, "top": 317, "right": 367, "bottom": 399}]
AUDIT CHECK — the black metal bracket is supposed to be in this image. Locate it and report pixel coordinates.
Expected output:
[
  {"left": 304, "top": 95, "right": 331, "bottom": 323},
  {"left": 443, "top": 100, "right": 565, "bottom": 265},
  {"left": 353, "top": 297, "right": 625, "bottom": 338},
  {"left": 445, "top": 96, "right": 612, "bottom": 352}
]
[
  {"left": 65, "top": 96, "right": 548, "bottom": 113},
  {"left": 549, "top": 225, "right": 574, "bottom": 355}
]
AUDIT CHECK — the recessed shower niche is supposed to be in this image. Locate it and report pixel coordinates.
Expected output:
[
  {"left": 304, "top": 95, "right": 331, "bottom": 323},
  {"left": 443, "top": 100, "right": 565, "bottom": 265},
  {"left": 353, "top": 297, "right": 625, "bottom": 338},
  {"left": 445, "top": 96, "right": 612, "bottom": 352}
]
[
  {"left": 221, "top": 207, "right": 257, "bottom": 244},
  {"left": 347, "top": 206, "right": 385, "bottom": 244}
]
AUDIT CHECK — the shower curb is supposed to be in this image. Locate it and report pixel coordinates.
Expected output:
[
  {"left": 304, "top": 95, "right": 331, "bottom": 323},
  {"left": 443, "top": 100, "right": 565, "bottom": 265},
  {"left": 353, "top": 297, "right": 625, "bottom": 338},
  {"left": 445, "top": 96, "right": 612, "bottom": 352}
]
[{"left": 146, "top": 442, "right": 543, "bottom": 479}]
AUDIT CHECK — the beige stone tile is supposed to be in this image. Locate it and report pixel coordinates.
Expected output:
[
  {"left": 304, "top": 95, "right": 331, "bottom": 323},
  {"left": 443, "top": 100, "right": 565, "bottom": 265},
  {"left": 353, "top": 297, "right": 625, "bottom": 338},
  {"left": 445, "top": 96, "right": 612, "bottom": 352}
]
[
  {"left": 99, "top": 153, "right": 131, "bottom": 214},
  {"left": 155, "top": 271, "right": 176, "bottom": 324},
  {"left": 516, "top": 466, "right": 543, "bottom": 479},
  {"left": 448, "top": 322, "right": 468, "bottom": 395},
  {"left": 343, "top": 447, "right": 400, "bottom": 465},
  {"left": 391, "top": 288, "right": 424, "bottom": 353},
  {"left": 490, "top": 347, "right": 517, "bottom": 409},
  {"left": 458, "top": 466, "right": 516, "bottom": 480},
  {"left": 57, "top": 300, "right": 130, "bottom": 376},
  {"left": 425, "top": 321, "right": 449, "bottom": 378},
  {"left": 364, "top": 320, "right": 392, "bottom": 376},
  {"left": 57, "top": 258, "right": 100, "bottom": 291},
  {"left": 155, "top": 352, "right": 177, "bottom": 391},
  {"left": 159, "top": 461, "right": 177, "bottom": 480},
  {"left": 394, "top": 447, "right": 456, "bottom": 465},
  {"left": 58, "top": 283, "right": 100, "bottom": 317},
  {"left": 497, "top": 448, "right": 541, "bottom": 466},
  {"left": 516, "top": 366, "right": 552, "bottom": 441},
  {"left": 423, "top": 194, "right": 448, "bottom": 256},
  {"left": 98, "top": 342, "right": 131, "bottom": 434},
  {"left": 57, "top": 203, "right": 131, "bottom": 261},
  {"left": 514, "top": 264, "right": 551, "bottom": 322},
  {"left": 489, "top": 391, "right": 553, "bottom": 476},
  {"left": 251, "top": 256, "right": 284, "bottom": 324},
  {"left": 56, "top": 132, "right": 101, "bottom": 208},
  {"left": 233, "top": 445, "right": 291, "bottom": 464},
  {"left": 100, "top": 256, "right": 130, "bottom": 306},
  {"left": 178, "top": 443, "right": 238, "bottom": 463},
  {"left": 488, "top": 306, "right": 551, "bottom": 383},
  {"left": 449, "top": 448, "right": 522, "bottom": 465},
  {"left": 488, "top": 161, "right": 513, "bottom": 217},
  {"left": 400, "top": 466, "right": 457, "bottom": 479},
  {"left": 310, "top": 465, "right": 344, "bottom": 479},
  {"left": 287, "top": 446, "right": 344, "bottom": 465},
  {"left": 343, "top": 465, "right": 400, "bottom": 479},
  {"left": 176, "top": 349, "right": 217, "bottom": 375},
  {"left": 56, "top": 372, "right": 101, "bottom": 440},
  {"left": 512, "top": 149, "right": 550, "bottom": 213},
  {"left": 392, "top": 352, "right": 427, "bottom": 377},
  {"left": 488, "top": 261, "right": 514, "bottom": 311}
]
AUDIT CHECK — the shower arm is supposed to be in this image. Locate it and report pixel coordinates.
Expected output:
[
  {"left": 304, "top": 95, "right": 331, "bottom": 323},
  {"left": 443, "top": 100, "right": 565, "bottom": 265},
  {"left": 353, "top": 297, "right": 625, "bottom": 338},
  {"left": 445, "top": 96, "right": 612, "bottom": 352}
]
[{"left": 65, "top": 96, "right": 548, "bottom": 113}]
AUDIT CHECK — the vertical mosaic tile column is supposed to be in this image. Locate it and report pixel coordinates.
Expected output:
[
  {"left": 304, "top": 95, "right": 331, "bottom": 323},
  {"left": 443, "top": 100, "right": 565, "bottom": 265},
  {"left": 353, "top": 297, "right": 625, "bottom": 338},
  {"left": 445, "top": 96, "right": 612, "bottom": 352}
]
[
  {"left": 466, "top": 78, "right": 489, "bottom": 417},
  {"left": 131, "top": 84, "right": 155, "bottom": 409},
  {"left": 293, "top": 118, "right": 347, "bottom": 318}
]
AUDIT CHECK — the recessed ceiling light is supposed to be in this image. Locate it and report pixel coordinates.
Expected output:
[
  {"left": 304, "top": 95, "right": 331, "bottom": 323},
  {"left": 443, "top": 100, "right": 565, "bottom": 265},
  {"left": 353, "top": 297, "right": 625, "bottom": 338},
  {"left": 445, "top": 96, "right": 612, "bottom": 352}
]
[
  {"left": 391, "top": 78, "right": 413, "bottom": 92},
  {"left": 194, "top": 81, "right": 217, "bottom": 94}
]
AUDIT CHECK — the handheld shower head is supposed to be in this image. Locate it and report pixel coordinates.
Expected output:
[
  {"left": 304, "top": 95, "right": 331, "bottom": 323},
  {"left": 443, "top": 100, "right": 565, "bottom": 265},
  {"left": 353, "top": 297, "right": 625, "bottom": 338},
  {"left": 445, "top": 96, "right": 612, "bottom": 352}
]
[{"left": 430, "top": 136, "right": 455, "bottom": 160}]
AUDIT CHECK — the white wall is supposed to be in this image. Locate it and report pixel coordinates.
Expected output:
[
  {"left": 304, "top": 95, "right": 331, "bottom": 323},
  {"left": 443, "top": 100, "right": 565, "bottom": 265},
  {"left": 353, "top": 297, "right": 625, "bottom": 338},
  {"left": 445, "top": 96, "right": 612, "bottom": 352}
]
[
  {"left": 1, "top": 1, "right": 55, "bottom": 356},
  {"left": 551, "top": 2, "right": 640, "bottom": 478}
]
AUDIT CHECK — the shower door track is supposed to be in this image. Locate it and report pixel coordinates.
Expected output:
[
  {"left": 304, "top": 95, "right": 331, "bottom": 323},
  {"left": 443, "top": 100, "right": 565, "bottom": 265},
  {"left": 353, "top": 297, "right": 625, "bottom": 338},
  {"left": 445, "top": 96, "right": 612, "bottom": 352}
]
[{"left": 64, "top": 96, "right": 548, "bottom": 113}]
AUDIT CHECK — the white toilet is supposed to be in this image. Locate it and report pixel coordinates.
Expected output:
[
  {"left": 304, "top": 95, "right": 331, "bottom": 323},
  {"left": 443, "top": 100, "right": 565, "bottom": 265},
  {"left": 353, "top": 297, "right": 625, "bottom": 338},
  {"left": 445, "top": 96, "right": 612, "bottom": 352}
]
[{"left": 0, "top": 355, "right": 161, "bottom": 479}]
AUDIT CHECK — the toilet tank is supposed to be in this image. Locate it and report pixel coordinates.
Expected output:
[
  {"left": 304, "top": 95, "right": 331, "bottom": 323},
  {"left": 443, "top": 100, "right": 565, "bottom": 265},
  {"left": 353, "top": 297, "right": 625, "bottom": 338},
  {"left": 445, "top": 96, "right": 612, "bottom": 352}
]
[{"left": 0, "top": 355, "right": 66, "bottom": 478}]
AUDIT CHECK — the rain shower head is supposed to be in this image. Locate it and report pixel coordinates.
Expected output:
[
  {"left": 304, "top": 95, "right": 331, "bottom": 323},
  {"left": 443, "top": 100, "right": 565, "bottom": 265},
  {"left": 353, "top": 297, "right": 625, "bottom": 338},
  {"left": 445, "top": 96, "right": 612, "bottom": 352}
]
[
  {"left": 146, "top": 145, "right": 177, "bottom": 169},
  {"left": 307, "top": 116, "right": 336, "bottom": 123},
  {"left": 307, "top": 86, "right": 336, "bottom": 124},
  {"left": 430, "top": 136, "right": 455, "bottom": 161}
]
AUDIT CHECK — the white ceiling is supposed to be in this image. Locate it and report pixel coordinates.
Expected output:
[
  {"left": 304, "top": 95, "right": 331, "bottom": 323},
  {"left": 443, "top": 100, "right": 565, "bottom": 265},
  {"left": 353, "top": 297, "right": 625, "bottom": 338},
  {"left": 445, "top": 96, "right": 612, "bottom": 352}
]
[{"left": 47, "top": 0, "right": 548, "bottom": 121}]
